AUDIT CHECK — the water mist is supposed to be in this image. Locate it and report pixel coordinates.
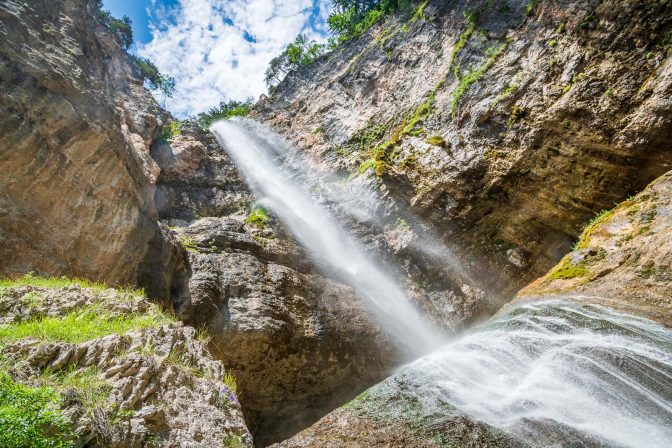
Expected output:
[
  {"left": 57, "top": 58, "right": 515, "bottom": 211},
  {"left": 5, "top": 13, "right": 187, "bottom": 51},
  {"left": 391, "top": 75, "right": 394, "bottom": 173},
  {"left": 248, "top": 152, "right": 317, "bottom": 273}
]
[{"left": 211, "top": 119, "right": 443, "bottom": 353}]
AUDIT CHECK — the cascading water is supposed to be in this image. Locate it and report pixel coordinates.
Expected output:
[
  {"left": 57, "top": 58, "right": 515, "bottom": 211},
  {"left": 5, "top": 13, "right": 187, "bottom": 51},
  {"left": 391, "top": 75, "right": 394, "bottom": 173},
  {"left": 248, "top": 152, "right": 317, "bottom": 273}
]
[
  {"left": 212, "top": 118, "right": 672, "bottom": 447},
  {"left": 211, "top": 118, "right": 443, "bottom": 353},
  {"left": 402, "top": 299, "right": 672, "bottom": 447}
]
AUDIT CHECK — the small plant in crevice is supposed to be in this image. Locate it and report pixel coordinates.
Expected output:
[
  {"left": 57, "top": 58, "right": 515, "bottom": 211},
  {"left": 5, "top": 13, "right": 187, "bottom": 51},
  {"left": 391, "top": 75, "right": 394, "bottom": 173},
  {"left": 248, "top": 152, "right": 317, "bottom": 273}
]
[{"left": 245, "top": 206, "right": 271, "bottom": 228}]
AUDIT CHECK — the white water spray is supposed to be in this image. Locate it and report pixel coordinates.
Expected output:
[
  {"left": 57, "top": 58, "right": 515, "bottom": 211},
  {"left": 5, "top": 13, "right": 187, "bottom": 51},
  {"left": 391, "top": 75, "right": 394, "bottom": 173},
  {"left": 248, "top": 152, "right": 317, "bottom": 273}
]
[
  {"left": 403, "top": 299, "right": 672, "bottom": 447},
  {"left": 211, "top": 119, "right": 442, "bottom": 352}
]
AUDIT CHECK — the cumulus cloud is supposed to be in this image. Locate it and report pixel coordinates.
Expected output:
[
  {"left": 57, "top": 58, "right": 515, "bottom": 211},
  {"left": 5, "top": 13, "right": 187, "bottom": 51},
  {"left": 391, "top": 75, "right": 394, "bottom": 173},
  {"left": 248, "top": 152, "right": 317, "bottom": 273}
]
[{"left": 138, "top": 0, "right": 332, "bottom": 117}]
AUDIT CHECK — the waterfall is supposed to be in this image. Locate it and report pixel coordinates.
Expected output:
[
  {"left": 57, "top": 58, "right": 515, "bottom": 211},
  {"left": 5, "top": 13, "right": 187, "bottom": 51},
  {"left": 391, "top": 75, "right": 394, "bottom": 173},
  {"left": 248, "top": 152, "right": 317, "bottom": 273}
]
[
  {"left": 403, "top": 299, "right": 672, "bottom": 447},
  {"left": 211, "top": 118, "right": 443, "bottom": 353}
]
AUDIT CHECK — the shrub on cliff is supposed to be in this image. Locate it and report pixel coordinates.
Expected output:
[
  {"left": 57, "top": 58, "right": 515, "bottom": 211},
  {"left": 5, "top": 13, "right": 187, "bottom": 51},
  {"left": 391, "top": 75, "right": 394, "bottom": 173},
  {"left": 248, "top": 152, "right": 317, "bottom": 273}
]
[
  {"left": 196, "top": 99, "right": 253, "bottom": 128},
  {"left": 130, "top": 56, "right": 176, "bottom": 97},
  {"left": 264, "top": 34, "right": 326, "bottom": 89}
]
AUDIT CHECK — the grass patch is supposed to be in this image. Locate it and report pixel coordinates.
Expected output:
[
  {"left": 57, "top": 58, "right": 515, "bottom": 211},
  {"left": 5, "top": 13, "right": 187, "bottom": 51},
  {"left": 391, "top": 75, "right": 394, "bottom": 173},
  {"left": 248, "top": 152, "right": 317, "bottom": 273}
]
[
  {"left": 573, "top": 208, "right": 616, "bottom": 250},
  {"left": 0, "top": 305, "right": 173, "bottom": 345},
  {"left": 245, "top": 206, "right": 271, "bottom": 228},
  {"left": 179, "top": 237, "right": 202, "bottom": 254},
  {"left": 223, "top": 370, "right": 238, "bottom": 395},
  {"left": 37, "top": 366, "right": 110, "bottom": 409},
  {"left": 0, "top": 372, "right": 75, "bottom": 448},
  {"left": 0, "top": 274, "right": 144, "bottom": 296}
]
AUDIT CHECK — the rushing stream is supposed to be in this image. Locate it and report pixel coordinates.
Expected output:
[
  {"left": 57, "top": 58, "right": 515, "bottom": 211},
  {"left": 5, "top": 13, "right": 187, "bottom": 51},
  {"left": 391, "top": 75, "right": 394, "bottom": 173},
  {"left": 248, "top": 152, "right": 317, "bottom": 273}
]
[{"left": 212, "top": 119, "right": 672, "bottom": 447}]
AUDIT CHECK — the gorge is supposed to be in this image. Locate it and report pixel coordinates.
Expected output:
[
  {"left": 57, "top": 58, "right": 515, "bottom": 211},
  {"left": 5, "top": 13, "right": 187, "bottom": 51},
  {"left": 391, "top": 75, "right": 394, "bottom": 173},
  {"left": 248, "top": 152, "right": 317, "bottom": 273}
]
[{"left": 1, "top": 0, "right": 671, "bottom": 447}]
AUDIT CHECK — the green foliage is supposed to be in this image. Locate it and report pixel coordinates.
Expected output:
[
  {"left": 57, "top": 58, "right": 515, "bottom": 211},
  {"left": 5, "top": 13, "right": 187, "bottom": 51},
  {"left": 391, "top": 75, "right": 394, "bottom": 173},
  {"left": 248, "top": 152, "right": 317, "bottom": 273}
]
[
  {"left": 222, "top": 434, "right": 244, "bottom": 448},
  {"left": 508, "top": 105, "right": 526, "bottom": 128},
  {"left": 0, "top": 372, "right": 74, "bottom": 448},
  {"left": 562, "top": 72, "right": 585, "bottom": 94},
  {"left": 245, "top": 206, "right": 271, "bottom": 228},
  {"left": 196, "top": 99, "right": 252, "bottom": 129},
  {"left": 160, "top": 120, "right": 182, "bottom": 142},
  {"left": 0, "top": 304, "right": 173, "bottom": 345},
  {"left": 107, "top": 15, "right": 133, "bottom": 49},
  {"left": 130, "top": 56, "right": 176, "bottom": 97}
]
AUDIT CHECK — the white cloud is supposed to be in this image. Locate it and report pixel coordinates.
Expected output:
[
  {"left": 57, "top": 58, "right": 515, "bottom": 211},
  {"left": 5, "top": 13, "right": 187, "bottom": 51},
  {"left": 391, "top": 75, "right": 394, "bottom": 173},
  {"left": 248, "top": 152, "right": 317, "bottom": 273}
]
[{"left": 139, "top": 0, "right": 332, "bottom": 117}]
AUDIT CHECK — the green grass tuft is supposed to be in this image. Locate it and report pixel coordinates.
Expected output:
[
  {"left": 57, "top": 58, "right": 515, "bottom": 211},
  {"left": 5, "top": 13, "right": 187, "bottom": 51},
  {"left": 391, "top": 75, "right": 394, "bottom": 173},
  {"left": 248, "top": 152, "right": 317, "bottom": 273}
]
[
  {"left": 573, "top": 208, "right": 616, "bottom": 250},
  {"left": 0, "top": 274, "right": 144, "bottom": 296},
  {"left": 0, "top": 305, "right": 174, "bottom": 345}
]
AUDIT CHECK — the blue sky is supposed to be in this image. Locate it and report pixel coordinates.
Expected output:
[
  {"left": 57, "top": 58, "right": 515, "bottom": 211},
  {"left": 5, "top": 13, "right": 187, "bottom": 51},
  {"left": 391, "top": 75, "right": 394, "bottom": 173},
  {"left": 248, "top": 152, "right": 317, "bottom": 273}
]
[{"left": 103, "top": 0, "right": 332, "bottom": 117}]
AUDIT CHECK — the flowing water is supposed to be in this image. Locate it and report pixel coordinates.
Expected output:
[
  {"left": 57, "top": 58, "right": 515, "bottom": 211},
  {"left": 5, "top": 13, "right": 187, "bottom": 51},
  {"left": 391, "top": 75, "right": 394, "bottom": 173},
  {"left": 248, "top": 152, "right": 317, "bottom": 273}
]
[
  {"left": 212, "top": 119, "right": 672, "bottom": 447},
  {"left": 404, "top": 299, "right": 672, "bottom": 447},
  {"left": 211, "top": 119, "right": 443, "bottom": 353}
]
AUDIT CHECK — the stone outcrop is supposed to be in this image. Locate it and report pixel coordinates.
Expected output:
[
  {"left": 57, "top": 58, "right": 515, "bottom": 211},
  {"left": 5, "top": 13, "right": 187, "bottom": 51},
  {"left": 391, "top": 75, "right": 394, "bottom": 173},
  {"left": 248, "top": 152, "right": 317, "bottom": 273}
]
[
  {"left": 0, "top": 0, "right": 174, "bottom": 289},
  {"left": 517, "top": 170, "right": 672, "bottom": 324},
  {"left": 0, "top": 284, "right": 252, "bottom": 447},
  {"left": 255, "top": 0, "right": 672, "bottom": 302},
  {"left": 271, "top": 371, "right": 522, "bottom": 448},
  {"left": 153, "top": 125, "right": 399, "bottom": 445}
]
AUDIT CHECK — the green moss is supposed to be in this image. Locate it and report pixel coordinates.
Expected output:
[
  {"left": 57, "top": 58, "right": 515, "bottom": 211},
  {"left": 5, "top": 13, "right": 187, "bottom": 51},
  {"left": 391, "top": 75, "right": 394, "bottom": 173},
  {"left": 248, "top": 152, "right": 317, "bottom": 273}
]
[
  {"left": 0, "top": 372, "right": 74, "bottom": 448},
  {"left": 410, "top": 0, "right": 430, "bottom": 22},
  {"left": 426, "top": 135, "right": 446, "bottom": 146},
  {"left": 245, "top": 206, "right": 271, "bottom": 228},
  {"left": 451, "top": 39, "right": 511, "bottom": 116},
  {"left": 525, "top": 0, "right": 541, "bottom": 16},
  {"left": 547, "top": 39, "right": 557, "bottom": 47},
  {"left": 562, "top": 72, "right": 585, "bottom": 94},
  {"left": 548, "top": 258, "right": 589, "bottom": 280}
]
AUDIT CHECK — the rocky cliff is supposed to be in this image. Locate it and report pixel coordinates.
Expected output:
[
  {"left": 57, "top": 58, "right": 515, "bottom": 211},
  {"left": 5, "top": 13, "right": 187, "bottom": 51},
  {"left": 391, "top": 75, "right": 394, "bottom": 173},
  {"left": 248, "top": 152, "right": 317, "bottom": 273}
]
[
  {"left": 255, "top": 0, "right": 672, "bottom": 302},
  {"left": 0, "top": 0, "right": 181, "bottom": 295},
  {"left": 1, "top": 0, "right": 671, "bottom": 446}
]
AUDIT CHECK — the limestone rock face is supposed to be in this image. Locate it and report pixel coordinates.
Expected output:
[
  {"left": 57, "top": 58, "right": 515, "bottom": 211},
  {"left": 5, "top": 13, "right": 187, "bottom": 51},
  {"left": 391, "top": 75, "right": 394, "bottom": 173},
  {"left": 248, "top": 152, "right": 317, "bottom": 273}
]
[
  {"left": 254, "top": 0, "right": 672, "bottom": 301},
  {"left": 152, "top": 128, "right": 399, "bottom": 444},
  {"left": 0, "top": 284, "right": 252, "bottom": 447},
  {"left": 0, "top": 0, "right": 168, "bottom": 286},
  {"left": 517, "top": 170, "right": 672, "bottom": 325}
]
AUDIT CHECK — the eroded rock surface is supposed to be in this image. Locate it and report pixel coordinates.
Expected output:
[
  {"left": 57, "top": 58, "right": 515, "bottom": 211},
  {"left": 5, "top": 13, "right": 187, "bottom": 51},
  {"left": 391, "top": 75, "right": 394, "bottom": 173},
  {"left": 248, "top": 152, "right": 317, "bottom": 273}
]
[
  {"left": 0, "top": 0, "right": 173, "bottom": 288},
  {"left": 0, "top": 284, "right": 252, "bottom": 447},
  {"left": 255, "top": 0, "right": 672, "bottom": 300},
  {"left": 517, "top": 169, "right": 672, "bottom": 324}
]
